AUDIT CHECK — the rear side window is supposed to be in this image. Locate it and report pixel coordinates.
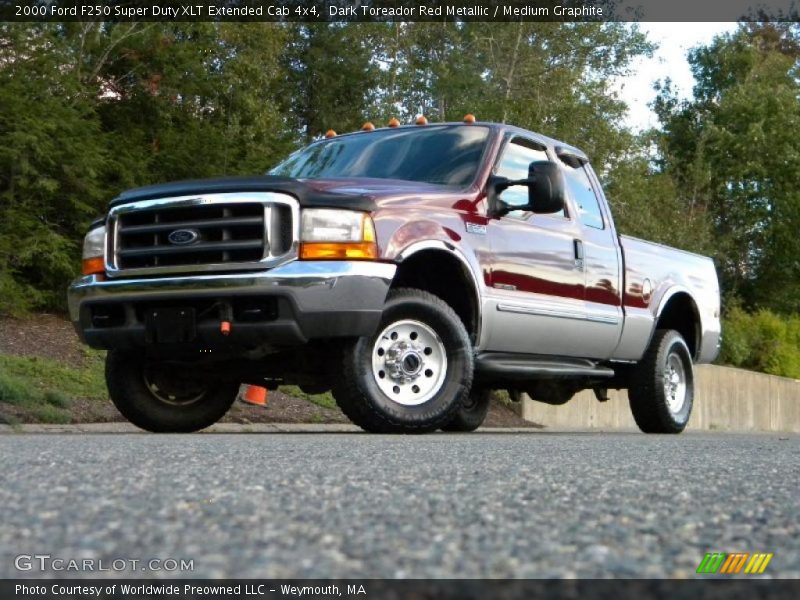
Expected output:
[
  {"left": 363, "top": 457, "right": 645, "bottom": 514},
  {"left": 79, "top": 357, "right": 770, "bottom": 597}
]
[{"left": 561, "top": 161, "right": 604, "bottom": 229}]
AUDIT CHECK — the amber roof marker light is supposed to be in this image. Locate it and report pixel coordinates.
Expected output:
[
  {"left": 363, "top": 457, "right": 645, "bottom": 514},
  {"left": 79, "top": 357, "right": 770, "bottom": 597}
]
[
  {"left": 388, "top": 117, "right": 400, "bottom": 128},
  {"left": 325, "top": 129, "right": 337, "bottom": 138},
  {"left": 362, "top": 122, "right": 375, "bottom": 131},
  {"left": 415, "top": 115, "right": 428, "bottom": 125},
  {"left": 463, "top": 114, "right": 476, "bottom": 124}
]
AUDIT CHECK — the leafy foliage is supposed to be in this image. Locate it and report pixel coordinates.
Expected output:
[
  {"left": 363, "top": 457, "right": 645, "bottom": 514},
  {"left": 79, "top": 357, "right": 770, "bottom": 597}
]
[
  {"left": 603, "top": 135, "right": 714, "bottom": 255},
  {"left": 280, "top": 24, "right": 380, "bottom": 142},
  {"left": 0, "top": 23, "right": 291, "bottom": 312},
  {"left": 654, "top": 23, "right": 800, "bottom": 313},
  {"left": 720, "top": 306, "right": 800, "bottom": 379}
]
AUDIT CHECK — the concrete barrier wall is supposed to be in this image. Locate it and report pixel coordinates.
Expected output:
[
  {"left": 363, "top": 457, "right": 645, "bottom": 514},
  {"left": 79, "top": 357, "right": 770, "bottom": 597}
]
[{"left": 521, "top": 364, "right": 800, "bottom": 433}]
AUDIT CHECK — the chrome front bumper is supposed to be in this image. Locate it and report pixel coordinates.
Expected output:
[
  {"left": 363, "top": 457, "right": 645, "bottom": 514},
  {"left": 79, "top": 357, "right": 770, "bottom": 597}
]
[{"left": 67, "top": 261, "right": 397, "bottom": 349}]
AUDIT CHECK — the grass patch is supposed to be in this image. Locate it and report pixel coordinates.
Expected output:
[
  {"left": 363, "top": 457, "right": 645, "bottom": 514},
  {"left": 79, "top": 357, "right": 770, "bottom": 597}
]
[
  {"left": 0, "top": 375, "right": 38, "bottom": 407},
  {"left": 279, "top": 385, "right": 337, "bottom": 410},
  {"left": 0, "top": 353, "right": 107, "bottom": 423},
  {"left": 44, "top": 390, "right": 70, "bottom": 408},
  {"left": 30, "top": 403, "right": 71, "bottom": 424},
  {"left": 0, "top": 371, "right": 72, "bottom": 424},
  {"left": 0, "top": 354, "right": 106, "bottom": 401}
]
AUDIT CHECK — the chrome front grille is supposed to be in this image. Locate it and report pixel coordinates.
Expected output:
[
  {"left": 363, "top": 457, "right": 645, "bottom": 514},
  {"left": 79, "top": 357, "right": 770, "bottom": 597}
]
[{"left": 106, "top": 192, "right": 299, "bottom": 277}]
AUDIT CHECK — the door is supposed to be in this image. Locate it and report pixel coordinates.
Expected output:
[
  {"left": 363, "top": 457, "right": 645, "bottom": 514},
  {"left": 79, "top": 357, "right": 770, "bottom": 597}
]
[
  {"left": 557, "top": 152, "right": 624, "bottom": 358},
  {"left": 483, "top": 137, "right": 588, "bottom": 356}
]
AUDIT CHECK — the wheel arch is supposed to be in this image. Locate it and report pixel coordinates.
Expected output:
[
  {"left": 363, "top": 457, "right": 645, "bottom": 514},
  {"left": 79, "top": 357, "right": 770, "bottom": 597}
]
[
  {"left": 392, "top": 242, "right": 482, "bottom": 343},
  {"left": 654, "top": 289, "right": 701, "bottom": 360}
]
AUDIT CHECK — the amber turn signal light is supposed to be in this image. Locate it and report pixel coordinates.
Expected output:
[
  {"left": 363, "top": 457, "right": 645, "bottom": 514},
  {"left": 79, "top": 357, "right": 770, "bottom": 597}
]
[
  {"left": 299, "top": 242, "right": 378, "bottom": 260},
  {"left": 82, "top": 256, "right": 105, "bottom": 276}
]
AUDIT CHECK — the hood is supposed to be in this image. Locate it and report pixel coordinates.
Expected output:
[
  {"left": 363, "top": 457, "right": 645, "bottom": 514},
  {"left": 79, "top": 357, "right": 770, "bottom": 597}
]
[{"left": 109, "top": 175, "right": 457, "bottom": 211}]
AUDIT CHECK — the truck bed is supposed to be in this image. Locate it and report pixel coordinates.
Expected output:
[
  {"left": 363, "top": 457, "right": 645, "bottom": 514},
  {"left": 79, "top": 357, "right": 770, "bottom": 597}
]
[{"left": 616, "top": 235, "right": 721, "bottom": 363}]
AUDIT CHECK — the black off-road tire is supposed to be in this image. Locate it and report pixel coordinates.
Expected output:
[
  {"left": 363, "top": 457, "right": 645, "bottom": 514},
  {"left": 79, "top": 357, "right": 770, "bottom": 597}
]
[
  {"left": 106, "top": 350, "right": 238, "bottom": 433},
  {"left": 441, "top": 387, "right": 492, "bottom": 432},
  {"left": 333, "top": 288, "right": 474, "bottom": 433},
  {"left": 628, "top": 329, "right": 695, "bottom": 434}
]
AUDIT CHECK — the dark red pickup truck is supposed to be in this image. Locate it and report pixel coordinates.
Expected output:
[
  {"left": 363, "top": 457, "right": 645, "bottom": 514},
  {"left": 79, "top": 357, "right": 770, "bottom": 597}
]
[{"left": 68, "top": 120, "right": 721, "bottom": 434}]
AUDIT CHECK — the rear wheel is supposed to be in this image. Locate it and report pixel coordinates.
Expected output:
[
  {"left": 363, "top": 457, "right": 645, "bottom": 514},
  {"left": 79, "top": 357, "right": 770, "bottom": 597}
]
[
  {"left": 628, "top": 329, "right": 694, "bottom": 434},
  {"left": 441, "top": 387, "right": 491, "bottom": 432},
  {"left": 333, "top": 288, "right": 473, "bottom": 433},
  {"left": 106, "top": 350, "right": 238, "bottom": 432}
]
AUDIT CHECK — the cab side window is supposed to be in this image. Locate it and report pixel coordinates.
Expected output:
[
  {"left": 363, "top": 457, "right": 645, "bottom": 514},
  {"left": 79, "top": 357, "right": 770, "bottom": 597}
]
[
  {"left": 495, "top": 139, "right": 566, "bottom": 219},
  {"left": 560, "top": 159, "right": 604, "bottom": 230}
]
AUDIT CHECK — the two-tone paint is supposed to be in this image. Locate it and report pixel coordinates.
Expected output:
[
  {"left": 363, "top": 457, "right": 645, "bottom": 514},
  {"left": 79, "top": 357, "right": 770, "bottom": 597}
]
[
  {"left": 358, "top": 122, "right": 721, "bottom": 364},
  {"left": 76, "top": 122, "right": 721, "bottom": 365}
]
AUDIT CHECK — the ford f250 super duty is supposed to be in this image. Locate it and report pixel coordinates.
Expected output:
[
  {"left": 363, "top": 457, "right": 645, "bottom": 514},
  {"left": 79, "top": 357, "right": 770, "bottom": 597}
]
[{"left": 68, "top": 119, "right": 721, "bottom": 434}]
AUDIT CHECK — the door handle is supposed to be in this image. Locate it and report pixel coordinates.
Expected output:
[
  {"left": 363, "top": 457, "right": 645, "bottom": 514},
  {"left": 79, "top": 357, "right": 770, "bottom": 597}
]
[{"left": 573, "top": 239, "right": 584, "bottom": 269}]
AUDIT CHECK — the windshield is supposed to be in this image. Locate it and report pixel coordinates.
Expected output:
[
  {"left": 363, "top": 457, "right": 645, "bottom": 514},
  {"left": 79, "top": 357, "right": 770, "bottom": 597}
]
[{"left": 269, "top": 125, "right": 490, "bottom": 186}]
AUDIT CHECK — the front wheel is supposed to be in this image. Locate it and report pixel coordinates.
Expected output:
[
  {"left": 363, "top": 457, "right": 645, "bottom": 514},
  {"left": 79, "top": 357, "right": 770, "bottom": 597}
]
[
  {"left": 628, "top": 329, "right": 694, "bottom": 434},
  {"left": 106, "top": 350, "right": 238, "bottom": 432},
  {"left": 333, "top": 288, "right": 474, "bottom": 433}
]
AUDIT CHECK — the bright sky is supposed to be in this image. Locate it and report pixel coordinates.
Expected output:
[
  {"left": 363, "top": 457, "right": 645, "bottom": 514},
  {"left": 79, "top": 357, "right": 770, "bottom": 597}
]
[{"left": 619, "top": 23, "right": 740, "bottom": 131}]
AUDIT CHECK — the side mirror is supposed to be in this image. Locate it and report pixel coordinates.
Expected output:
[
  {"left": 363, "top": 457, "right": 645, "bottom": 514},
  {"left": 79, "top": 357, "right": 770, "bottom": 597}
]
[
  {"left": 526, "top": 161, "right": 566, "bottom": 214},
  {"left": 488, "top": 160, "right": 566, "bottom": 217}
]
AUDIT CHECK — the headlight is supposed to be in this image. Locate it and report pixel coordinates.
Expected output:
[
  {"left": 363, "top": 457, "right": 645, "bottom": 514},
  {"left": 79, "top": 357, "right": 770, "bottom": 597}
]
[
  {"left": 299, "top": 209, "right": 377, "bottom": 260},
  {"left": 81, "top": 225, "right": 106, "bottom": 275}
]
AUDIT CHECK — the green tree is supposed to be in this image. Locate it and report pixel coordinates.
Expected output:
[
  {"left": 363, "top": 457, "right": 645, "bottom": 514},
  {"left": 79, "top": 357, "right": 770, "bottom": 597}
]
[
  {"left": 655, "top": 23, "right": 800, "bottom": 312},
  {"left": 89, "top": 23, "right": 291, "bottom": 183},
  {"left": 280, "top": 24, "right": 379, "bottom": 142},
  {"left": 366, "top": 21, "right": 652, "bottom": 161},
  {"left": 465, "top": 22, "right": 652, "bottom": 170},
  {"left": 380, "top": 22, "right": 482, "bottom": 122},
  {"left": 0, "top": 24, "right": 108, "bottom": 312},
  {"left": 0, "top": 22, "right": 292, "bottom": 314},
  {"left": 603, "top": 135, "right": 713, "bottom": 255}
]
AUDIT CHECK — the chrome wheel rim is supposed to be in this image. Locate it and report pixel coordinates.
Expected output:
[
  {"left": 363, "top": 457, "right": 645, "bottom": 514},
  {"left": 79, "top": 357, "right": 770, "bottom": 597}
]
[
  {"left": 664, "top": 352, "right": 687, "bottom": 414},
  {"left": 371, "top": 319, "right": 447, "bottom": 406}
]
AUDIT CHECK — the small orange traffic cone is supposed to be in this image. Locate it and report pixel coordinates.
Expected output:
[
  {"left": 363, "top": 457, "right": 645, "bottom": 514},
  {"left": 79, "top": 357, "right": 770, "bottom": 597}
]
[{"left": 239, "top": 384, "right": 268, "bottom": 407}]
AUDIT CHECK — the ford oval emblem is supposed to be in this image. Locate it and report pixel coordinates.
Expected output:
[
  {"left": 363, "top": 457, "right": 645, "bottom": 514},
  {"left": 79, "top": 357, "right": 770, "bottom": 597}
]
[{"left": 167, "top": 229, "right": 200, "bottom": 246}]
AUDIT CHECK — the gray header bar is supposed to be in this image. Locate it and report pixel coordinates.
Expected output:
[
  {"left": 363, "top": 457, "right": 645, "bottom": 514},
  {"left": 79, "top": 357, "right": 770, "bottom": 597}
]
[{"left": 2, "top": 0, "right": 798, "bottom": 22}]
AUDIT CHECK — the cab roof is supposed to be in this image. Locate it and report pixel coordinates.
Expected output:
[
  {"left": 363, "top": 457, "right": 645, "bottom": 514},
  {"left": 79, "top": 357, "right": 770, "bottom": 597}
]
[{"left": 326, "top": 121, "right": 589, "bottom": 164}]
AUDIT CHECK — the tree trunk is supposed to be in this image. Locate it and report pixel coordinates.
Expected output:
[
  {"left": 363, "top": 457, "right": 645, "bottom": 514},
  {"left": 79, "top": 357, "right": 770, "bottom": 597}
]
[{"left": 502, "top": 23, "right": 525, "bottom": 124}]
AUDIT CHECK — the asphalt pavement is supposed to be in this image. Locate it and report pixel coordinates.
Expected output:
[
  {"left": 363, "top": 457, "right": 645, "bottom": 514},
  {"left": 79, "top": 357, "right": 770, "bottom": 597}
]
[{"left": 0, "top": 431, "right": 798, "bottom": 578}]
